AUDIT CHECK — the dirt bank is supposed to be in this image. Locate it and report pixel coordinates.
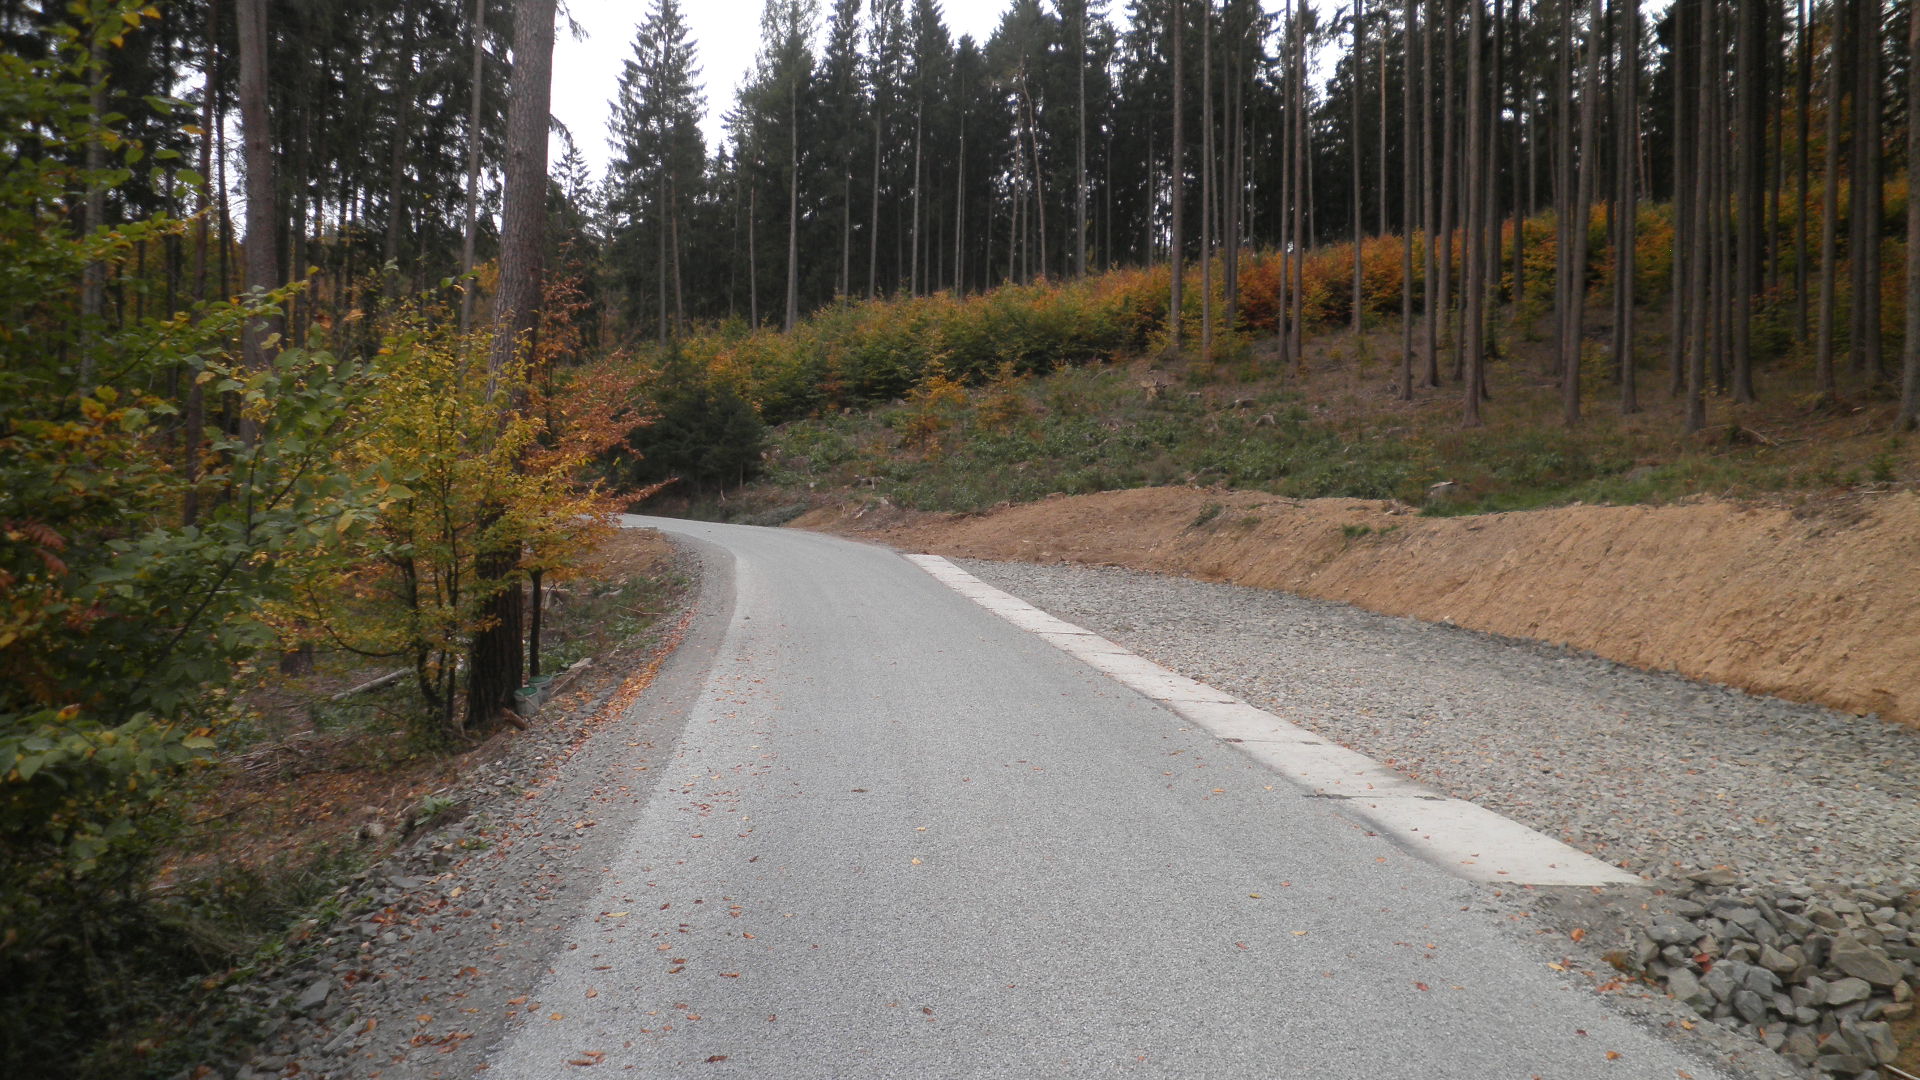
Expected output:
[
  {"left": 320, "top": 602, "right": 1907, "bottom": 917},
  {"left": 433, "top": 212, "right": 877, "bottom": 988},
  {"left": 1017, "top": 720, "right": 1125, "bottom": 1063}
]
[{"left": 794, "top": 488, "right": 1920, "bottom": 728}]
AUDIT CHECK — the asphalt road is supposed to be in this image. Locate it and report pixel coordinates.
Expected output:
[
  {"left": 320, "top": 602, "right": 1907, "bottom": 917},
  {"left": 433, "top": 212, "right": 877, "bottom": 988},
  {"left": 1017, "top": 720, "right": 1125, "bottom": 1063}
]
[{"left": 483, "top": 517, "right": 1724, "bottom": 1079}]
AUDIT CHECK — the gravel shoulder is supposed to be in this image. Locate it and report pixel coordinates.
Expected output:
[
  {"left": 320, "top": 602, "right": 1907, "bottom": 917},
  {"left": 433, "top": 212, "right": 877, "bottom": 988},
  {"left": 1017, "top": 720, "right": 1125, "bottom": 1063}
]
[
  {"left": 957, "top": 558, "right": 1918, "bottom": 888},
  {"left": 958, "top": 557, "right": 1920, "bottom": 1077}
]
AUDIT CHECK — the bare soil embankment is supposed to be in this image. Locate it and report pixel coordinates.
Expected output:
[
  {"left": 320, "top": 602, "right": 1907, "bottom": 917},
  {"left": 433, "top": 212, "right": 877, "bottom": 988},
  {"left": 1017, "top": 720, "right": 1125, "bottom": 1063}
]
[{"left": 794, "top": 488, "right": 1920, "bottom": 728}]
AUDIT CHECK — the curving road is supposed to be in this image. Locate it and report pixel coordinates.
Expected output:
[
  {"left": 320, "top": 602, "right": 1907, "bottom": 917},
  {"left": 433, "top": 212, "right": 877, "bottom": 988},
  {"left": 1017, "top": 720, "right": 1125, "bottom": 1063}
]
[{"left": 482, "top": 516, "right": 1725, "bottom": 1079}]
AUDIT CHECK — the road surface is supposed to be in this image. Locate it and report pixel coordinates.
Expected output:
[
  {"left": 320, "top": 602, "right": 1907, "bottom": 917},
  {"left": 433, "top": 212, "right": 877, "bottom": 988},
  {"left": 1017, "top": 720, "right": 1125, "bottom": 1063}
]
[{"left": 483, "top": 516, "right": 1721, "bottom": 1078}]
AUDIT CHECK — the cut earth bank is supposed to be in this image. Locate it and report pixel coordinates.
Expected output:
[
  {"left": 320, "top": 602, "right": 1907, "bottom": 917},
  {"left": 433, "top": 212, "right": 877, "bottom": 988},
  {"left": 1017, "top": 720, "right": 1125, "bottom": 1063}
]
[
  {"left": 794, "top": 486, "right": 1920, "bottom": 1077},
  {"left": 796, "top": 486, "right": 1920, "bottom": 731}
]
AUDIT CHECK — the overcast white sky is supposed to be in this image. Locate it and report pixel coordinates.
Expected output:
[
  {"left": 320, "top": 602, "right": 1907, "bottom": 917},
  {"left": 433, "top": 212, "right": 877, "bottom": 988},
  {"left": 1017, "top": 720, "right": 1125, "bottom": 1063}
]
[{"left": 550, "top": 0, "right": 1014, "bottom": 178}]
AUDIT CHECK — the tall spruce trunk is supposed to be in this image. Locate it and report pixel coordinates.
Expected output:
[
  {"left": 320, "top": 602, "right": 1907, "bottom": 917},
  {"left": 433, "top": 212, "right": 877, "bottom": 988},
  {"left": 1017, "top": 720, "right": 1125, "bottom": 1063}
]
[
  {"left": 910, "top": 104, "right": 923, "bottom": 296},
  {"left": 1853, "top": 0, "right": 1881, "bottom": 379},
  {"left": 1421, "top": 0, "right": 1439, "bottom": 385},
  {"left": 1562, "top": 0, "right": 1600, "bottom": 425},
  {"left": 1401, "top": 0, "right": 1418, "bottom": 399},
  {"left": 785, "top": 90, "right": 800, "bottom": 330},
  {"left": 1685, "top": 0, "right": 1712, "bottom": 432},
  {"left": 1290, "top": 0, "right": 1306, "bottom": 365},
  {"left": 1731, "top": 0, "right": 1763, "bottom": 402},
  {"left": 1814, "top": 0, "right": 1843, "bottom": 399},
  {"left": 1170, "top": 0, "right": 1185, "bottom": 351},
  {"left": 1438, "top": 0, "right": 1458, "bottom": 377},
  {"left": 459, "top": 0, "right": 486, "bottom": 333},
  {"left": 1794, "top": 0, "right": 1810, "bottom": 345},
  {"left": 1352, "top": 0, "right": 1365, "bottom": 335},
  {"left": 468, "top": 0, "right": 557, "bottom": 730},
  {"left": 235, "top": 0, "right": 280, "bottom": 377},
  {"left": 1669, "top": 0, "right": 1690, "bottom": 396},
  {"left": 1076, "top": 2, "right": 1089, "bottom": 278},
  {"left": 1899, "top": 0, "right": 1919, "bottom": 428},
  {"left": 1552, "top": 0, "right": 1572, "bottom": 380},
  {"left": 868, "top": 98, "right": 885, "bottom": 298},
  {"left": 1462, "top": 0, "right": 1484, "bottom": 425},
  {"left": 1277, "top": 3, "right": 1293, "bottom": 370},
  {"left": 1615, "top": 0, "right": 1638, "bottom": 413},
  {"left": 1201, "top": 0, "right": 1214, "bottom": 357}
]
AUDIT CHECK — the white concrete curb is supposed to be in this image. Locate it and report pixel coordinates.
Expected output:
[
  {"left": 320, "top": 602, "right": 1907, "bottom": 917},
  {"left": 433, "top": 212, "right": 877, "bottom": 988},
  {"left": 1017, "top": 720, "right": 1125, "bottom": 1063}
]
[{"left": 906, "top": 552, "right": 1641, "bottom": 888}]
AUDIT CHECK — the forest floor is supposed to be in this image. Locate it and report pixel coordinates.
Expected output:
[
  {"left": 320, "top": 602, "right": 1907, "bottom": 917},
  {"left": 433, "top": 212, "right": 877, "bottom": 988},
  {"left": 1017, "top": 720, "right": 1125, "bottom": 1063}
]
[{"left": 132, "top": 529, "right": 691, "bottom": 1080}]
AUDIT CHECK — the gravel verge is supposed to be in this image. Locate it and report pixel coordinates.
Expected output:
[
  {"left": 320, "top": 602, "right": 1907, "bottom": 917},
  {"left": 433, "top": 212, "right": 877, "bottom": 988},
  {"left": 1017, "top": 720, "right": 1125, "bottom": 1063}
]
[{"left": 959, "top": 557, "right": 1920, "bottom": 1078}]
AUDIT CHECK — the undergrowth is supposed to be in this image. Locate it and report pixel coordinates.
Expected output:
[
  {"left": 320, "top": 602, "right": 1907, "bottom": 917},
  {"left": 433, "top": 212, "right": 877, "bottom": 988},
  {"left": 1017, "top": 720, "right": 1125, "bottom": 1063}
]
[{"left": 747, "top": 328, "right": 1915, "bottom": 517}]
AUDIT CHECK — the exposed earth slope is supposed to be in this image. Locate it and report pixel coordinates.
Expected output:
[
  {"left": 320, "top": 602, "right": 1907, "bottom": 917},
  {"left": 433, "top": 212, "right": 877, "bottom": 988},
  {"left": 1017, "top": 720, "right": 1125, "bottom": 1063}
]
[{"left": 796, "top": 487, "right": 1920, "bottom": 729}]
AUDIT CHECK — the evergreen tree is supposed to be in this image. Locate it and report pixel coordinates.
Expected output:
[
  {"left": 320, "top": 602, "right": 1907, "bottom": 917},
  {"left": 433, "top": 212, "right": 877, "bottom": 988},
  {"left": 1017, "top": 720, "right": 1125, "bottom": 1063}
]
[{"left": 607, "top": 0, "right": 706, "bottom": 341}]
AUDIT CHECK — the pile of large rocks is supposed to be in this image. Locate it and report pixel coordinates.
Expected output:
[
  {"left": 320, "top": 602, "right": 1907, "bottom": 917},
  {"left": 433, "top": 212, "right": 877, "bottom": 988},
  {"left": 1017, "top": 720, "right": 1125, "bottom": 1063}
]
[{"left": 1624, "top": 870, "right": 1917, "bottom": 1077}]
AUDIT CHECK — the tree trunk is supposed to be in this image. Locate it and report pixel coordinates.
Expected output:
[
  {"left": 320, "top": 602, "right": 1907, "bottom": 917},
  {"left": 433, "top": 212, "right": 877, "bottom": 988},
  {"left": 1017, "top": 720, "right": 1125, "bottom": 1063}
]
[
  {"left": 468, "top": 0, "right": 557, "bottom": 732},
  {"left": 1290, "top": 0, "right": 1306, "bottom": 366},
  {"left": 1616, "top": 0, "right": 1638, "bottom": 413},
  {"left": 1793, "top": 0, "right": 1810, "bottom": 345},
  {"left": 1730, "top": 0, "right": 1763, "bottom": 403},
  {"left": 1669, "top": 0, "right": 1690, "bottom": 397},
  {"left": 869, "top": 98, "right": 885, "bottom": 298},
  {"left": 910, "top": 103, "right": 923, "bottom": 297},
  {"left": 1202, "top": 0, "right": 1214, "bottom": 357},
  {"left": 1076, "top": 1, "right": 1089, "bottom": 278},
  {"left": 786, "top": 90, "right": 800, "bottom": 331},
  {"left": 1170, "top": 0, "right": 1184, "bottom": 352},
  {"left": 672, "top": 178, "right": 686, "bottom": 330},
  {"left": 749, "top": 181, "right": 760, "bottom": 326},
  {"left": 1352, "top": 0, "right": 1366, "bottom": 335},
  {"left": 235, "top": 0, "right": 280, "bottom": 377},
  {"left": 1421, "top": 0, "right": 1439, "bottom": 385},
  {"left": 1277, "top": 1, "right": 1293, "bottom": 370},
  {"left": 459, "top": 0, "right": 487, "bottom": 332},
  {"left": 1378, "top": 32, "right": 1389, "bottom": 239},
  {"left": 1439, "top": 0, "right": 1458, "bottom": 378},
  {"left": 1552, "top": 0, "right": 1572, "bottom": 380},
  {"left": 654, "top": 164, "right": 670, "bottom": 340},
  {"left": 1562, "top": 0, "right": 1600, "bottom": 425},
  {"left": 1814, "top": 0, "right": 1842, "bottom": 400},
  {"left": 382, "top": 0, "right": 419, "bottom": 292},
  {"left": 1686, "top": 0, "right": 1711, "bottom": 433},
  {"left": 1463, "top": 0, "right": 1484, "bottom": 426},
  {"left": 1853, "top": 0, "right": 1881, "bottom": 380},
  {"left": 1402, "top": 0, "right": 1418, "bottom": 399},
  {"left": 1899, "top": 0, "right": 1919, "bottom": 428}
]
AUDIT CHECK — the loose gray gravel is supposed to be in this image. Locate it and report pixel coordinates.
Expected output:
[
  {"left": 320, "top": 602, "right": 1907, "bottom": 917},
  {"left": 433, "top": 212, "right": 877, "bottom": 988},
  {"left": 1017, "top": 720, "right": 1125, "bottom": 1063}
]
[
  {"left": 956, "top": 558, "right": 1920, "bottom": 891},
  {"left": 956, "top": 558, "right": 1920, "bottom": 1076}
]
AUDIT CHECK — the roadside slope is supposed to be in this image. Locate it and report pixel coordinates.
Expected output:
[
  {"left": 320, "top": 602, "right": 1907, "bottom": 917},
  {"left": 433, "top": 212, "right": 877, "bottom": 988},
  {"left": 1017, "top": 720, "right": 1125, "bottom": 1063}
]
[{"left": 795, "top": 488, "right": 1920, "bottom": 729}]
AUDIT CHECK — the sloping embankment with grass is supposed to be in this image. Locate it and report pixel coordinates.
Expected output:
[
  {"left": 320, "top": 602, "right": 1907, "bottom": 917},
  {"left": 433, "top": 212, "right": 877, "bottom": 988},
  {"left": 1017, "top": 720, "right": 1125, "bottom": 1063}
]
[{"left": 798, "top": 486, "right": 1920, "bottom": 729}]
